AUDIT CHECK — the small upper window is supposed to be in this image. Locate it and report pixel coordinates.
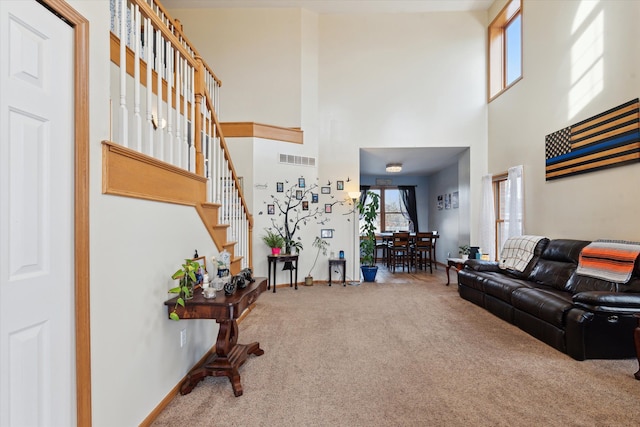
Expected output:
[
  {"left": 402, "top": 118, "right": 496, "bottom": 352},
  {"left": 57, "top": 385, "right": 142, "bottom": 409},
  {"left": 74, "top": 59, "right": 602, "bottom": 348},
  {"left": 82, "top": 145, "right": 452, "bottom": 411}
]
[{"left": 489, "top": 0, "right": 522, "bottom": 101}]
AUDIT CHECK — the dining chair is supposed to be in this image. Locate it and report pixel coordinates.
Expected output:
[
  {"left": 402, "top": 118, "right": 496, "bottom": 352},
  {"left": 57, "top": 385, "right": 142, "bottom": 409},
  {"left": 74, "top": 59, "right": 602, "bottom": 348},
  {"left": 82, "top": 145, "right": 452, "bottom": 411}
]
[
  {"left": 388, "top": 232, "right": 410, "bottom": 273},
  {"left": 413, "top": 232, "right": 433, "bottom": 273}
]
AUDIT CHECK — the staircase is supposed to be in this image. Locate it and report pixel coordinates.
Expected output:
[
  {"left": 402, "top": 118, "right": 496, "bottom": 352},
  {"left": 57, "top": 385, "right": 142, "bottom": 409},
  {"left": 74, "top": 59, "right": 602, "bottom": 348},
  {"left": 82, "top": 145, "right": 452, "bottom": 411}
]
[{"left": 108, "top": 0, "right": 252, "bottom": 272}]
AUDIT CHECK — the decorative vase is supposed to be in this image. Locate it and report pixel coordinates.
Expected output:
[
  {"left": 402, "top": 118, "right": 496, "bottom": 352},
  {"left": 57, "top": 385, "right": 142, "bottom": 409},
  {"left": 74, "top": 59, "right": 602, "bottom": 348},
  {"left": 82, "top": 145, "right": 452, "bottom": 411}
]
[
  {"left": 462, "top": 254, "right": 469, "bottom": 261},
  {"left": 272, "top": 247, "right": 281, "bottom": 256},
  {"left": 361, "top": 266, "right": 378, "bottom": 282},
  {"left": 224, "top": 280, "right": 236, "bottom": 296}
]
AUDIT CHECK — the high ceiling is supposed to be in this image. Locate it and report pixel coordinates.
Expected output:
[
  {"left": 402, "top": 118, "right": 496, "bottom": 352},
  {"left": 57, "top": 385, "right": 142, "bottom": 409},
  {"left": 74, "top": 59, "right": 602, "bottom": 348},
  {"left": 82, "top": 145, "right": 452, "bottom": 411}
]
[{"left": 161, "top": 0, "right": 493, "bottom": 14}]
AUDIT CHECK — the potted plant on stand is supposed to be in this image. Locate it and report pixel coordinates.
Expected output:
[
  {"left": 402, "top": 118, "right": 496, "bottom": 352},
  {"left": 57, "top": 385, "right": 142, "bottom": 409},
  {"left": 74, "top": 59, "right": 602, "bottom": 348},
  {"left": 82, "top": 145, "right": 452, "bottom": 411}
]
[
  {"left": 358, "top": 191, "right": 381, "bottom": 282},
  {"left": 305, "top": 236, "right": 329, "bottom": 286},
  {"left": 168, "top": 258, "right": 201, "bottom": 321},
  {"left": 261, "top": 229, "right": 285, "bottom": 255},
  {"left": 459, "top": 245, "right": 471, "bottom": 261}
]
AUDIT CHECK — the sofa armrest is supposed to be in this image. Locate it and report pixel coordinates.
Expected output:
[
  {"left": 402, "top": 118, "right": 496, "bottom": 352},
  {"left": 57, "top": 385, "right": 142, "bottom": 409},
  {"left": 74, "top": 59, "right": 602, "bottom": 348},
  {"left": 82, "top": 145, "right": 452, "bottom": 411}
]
[
  {"left": 573, "top": 291, "right": 640, "bottom": 312},
  {"left": 464, "top": 259, "right": 500, "bottom": 272}
]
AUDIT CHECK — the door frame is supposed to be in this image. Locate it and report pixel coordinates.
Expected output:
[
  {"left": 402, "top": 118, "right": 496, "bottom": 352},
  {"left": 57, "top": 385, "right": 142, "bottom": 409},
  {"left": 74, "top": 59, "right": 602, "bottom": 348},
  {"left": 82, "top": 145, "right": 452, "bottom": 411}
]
[{"left": 37, "top": 0, "right": 91, "bottom": 425}]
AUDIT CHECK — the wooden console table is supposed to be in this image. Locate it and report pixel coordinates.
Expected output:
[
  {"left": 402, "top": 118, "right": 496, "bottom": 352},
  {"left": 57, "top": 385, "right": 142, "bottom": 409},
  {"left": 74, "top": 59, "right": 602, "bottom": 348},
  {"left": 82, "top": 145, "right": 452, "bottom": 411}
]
[
  {"left": 634, "top": 313, "right": 640, "bottom": 380},
  {"left": 165, "top": 278, "right": 267, "bottom": 396}
]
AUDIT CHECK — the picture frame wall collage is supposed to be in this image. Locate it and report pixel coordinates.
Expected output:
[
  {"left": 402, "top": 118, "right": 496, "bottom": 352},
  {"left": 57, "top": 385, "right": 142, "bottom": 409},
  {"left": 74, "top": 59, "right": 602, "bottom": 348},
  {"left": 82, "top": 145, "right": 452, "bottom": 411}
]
[{"left": 437, "top": 191, "right": 459, "bottom": 210}]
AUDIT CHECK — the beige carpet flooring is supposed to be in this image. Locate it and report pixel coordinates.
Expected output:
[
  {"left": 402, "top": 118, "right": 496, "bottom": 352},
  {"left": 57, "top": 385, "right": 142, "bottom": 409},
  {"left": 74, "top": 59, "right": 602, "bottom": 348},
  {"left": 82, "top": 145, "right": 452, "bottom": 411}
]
[{"left": 151, "top": 269, "right": 640, "bottom": 426}]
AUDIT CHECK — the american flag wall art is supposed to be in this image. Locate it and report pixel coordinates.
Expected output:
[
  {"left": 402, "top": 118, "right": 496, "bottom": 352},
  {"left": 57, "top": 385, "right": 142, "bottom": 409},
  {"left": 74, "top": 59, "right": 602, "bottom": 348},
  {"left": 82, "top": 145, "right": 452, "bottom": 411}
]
[{"left": 545, "top": 98, "right": 640, "bottom": 180}]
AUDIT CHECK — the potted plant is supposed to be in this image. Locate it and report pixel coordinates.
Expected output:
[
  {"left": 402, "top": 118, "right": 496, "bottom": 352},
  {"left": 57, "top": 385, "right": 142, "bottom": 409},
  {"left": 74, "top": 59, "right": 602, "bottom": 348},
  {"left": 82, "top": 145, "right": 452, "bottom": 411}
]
[
  {"left": 459, "top": 245, "right": 471, "bottom": 261},
  {"left": 358, "top": 191, "right": 381, "bottom": 282},
  {"left": 168, "top": 258, "right": 201, "bottom": 321},
  {"left": 262, "top": 229, "right": 285, "bottom": 255},
  {"left": 305, "top": 236, "right": 329, "bottom": 286}
]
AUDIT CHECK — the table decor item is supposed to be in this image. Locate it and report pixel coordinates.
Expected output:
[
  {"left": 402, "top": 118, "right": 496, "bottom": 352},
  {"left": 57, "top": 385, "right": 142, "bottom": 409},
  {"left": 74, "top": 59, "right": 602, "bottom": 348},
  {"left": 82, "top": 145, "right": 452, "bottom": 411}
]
[{"left": 168, "top": 258, "right": 201, "bottom": 321}]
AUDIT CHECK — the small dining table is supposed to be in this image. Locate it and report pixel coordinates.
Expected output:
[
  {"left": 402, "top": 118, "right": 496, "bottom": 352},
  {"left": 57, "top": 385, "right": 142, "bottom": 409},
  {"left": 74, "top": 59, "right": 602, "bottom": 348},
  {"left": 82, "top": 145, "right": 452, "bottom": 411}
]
[{"left": 375, "top": 232, "right": 440, "bottom": 269}]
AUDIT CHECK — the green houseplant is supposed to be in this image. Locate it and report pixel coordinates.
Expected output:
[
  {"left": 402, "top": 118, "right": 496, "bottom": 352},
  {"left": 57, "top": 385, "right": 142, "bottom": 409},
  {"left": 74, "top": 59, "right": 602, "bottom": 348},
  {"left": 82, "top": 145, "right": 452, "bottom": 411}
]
[
  {"left": 358, "top": 191, "right": 380, "bottom": 282},
  {"left": 168, "top": 258, "right": 201, "bottom": 321},
  {"left": 305, "top": 236, "right": 329, "bottom": 285},
  {"left": 459, "top": 245, "right": 471, "bottom": 260},
  {"left": 261, "top": 229, "right": 285, "bottom": 255}
]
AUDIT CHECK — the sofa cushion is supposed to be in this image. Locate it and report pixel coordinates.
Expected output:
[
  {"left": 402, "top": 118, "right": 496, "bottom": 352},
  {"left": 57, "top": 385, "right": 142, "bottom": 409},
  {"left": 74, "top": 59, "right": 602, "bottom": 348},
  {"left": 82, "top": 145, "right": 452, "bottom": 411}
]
[
  {"left": 482, "top": 273, "right": 535, "bottom": 303},
  {"left": 529, "top": 239, "right": 590, "bottom": 291},
  {"left": 511, "top": 287, "right": 574, "bottom": 327}
]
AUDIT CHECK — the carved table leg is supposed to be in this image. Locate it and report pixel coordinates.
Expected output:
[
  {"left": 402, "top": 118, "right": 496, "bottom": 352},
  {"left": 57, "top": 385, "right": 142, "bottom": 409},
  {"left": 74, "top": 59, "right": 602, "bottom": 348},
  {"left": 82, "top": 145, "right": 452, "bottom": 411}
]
[
  {"left": 634, "top": 313, "right": 640, "bottom": 380},
  {"left": 180, "top": 319, "right": 264, "bottom": 396}
]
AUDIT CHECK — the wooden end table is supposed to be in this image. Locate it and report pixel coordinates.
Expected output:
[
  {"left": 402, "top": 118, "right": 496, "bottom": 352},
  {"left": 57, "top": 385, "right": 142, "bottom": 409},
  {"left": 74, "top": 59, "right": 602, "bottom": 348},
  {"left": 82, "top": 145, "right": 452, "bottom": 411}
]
[
  {"left": 445, "top": 258, "right": 466, "bottom": 286},
  {"left": 634, "top": 313, "right": 640, "bottom": 380},
  {"left": 165, "top": 278, "right": 267, "bottom": 396},
  {"left": 267, "top": 254, "right": 299, "bottom": 293},
  {"left": 328, "top": 258, "right": 346, "bottom": 286}
]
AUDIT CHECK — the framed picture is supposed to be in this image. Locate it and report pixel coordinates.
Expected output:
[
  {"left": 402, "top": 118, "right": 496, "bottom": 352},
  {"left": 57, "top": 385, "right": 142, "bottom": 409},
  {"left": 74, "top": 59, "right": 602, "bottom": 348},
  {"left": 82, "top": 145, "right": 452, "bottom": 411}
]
[
  {"left": 311, "top": 193, "right": 318, "bottom": 203},
  {"left": 452, "top": 191, "right": 459, "bottom": 209},
  {"left": 324, "top": 204, "right": 332, "bottom": 214},
  {"left": 267, "top": 204, "right": 275, "bottom": 215},
  {"left": 276, "top": 182, "right": 284, "bottom": 192},
  {"left": 321, "top": 229, "right": 333, "bottom": 239},
  {"left": 437, "top": 195, "right": 444, "bottom": 210},
  {"left": 445, "top": 193, "right": 451, "bottom": 210},
  {"left": 302, "top": 201, "right": 309, "bottom": 210},
  {"left": 296, "top": 190, "right": 303, "bottom": 200},
  {"left": 321, "top": 187, "right": 331, "bottom": 194},
  {"left": 336, "top": 180, "right": 344, "bottom": 190},
  {"left": 298, "top": 177, "right": 305, "bottom": 188},
  {"left": 192, "top": 256, "right": 207, "bottom": 273}
]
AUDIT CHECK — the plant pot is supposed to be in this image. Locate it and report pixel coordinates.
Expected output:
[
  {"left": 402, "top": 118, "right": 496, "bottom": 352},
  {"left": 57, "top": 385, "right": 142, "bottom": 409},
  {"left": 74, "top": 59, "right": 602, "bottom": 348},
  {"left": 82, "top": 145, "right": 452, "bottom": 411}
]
[
  {"left": 361, "top": 265, "right": 378, "bottom": 282},
  {"left": 271, "top": 247, "right": 281, "bottom": 256},
  {"left": 304, "top": 276, "right": 313, "bottom": 286},
  {"left": 461, "top": 254, "right": 469, "bottom": 261}
]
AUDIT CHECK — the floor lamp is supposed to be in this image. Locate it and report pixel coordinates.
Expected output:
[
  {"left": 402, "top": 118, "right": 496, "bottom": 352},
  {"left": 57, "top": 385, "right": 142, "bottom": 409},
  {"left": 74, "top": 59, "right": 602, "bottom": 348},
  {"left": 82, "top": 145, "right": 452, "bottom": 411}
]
[{"left": 348, "top": 191, "right": 361, "bottom": 285}]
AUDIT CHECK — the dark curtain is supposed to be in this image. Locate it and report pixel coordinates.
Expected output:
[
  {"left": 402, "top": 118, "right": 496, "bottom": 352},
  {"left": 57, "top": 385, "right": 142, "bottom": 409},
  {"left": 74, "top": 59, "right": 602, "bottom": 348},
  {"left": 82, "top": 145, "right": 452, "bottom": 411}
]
[{"left": 398, "top": 186, "right": 419, "bottom": 232}]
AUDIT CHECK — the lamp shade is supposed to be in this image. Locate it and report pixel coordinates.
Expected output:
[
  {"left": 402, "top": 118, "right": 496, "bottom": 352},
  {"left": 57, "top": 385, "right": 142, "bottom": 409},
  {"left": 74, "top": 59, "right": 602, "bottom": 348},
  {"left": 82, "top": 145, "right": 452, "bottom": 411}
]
[
  {"left": 348, "top": 191, "right": 361, "bottom": 200},
  {"left": 386, "top": 163, "right": 402, "bottom": 173}
]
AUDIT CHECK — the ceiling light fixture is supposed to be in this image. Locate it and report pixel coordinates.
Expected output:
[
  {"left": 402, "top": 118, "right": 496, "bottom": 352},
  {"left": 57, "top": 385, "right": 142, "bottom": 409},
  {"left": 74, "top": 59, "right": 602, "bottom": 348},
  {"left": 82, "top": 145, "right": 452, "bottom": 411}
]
[{"left": 386, "top": 163, "right": 402, "bottom": 173}]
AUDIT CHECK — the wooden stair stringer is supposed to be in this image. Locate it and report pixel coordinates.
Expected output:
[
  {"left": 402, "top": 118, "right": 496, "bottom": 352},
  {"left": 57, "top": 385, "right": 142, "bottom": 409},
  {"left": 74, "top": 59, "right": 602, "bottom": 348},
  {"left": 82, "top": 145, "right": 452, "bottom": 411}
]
[{"left": 195, "top": 202, "right": 242, "bottom": 273}]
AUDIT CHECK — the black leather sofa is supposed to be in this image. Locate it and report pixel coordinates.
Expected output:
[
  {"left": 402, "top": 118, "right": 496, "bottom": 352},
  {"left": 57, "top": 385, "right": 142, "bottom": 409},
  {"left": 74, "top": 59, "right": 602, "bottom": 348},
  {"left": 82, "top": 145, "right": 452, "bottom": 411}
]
[{"left": 457, "top": 238, "right": 640, "bottom": 360}]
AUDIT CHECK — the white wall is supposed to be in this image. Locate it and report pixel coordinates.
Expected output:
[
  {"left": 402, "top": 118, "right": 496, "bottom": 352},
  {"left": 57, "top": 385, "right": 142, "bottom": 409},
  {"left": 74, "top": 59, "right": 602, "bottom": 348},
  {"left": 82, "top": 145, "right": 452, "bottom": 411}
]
[
  {"left": 488, "top": 0, "right": 640, "bottom": 241},
  {"left": 170, "top": 8, "right": 304, "bottom": 126},
  {"left": 428, "top": 163, "right": 463, "bottom": 263},
  {"left": 318, "top": 11, "right": 489, "bottom": 249}
]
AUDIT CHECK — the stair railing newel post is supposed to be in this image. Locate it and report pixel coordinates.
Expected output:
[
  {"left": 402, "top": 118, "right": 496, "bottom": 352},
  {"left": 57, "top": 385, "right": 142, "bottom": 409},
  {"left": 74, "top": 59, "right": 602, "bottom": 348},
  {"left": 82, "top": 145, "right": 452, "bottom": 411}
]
[{"left": 193, "top": 56, "right": 205, "bottom": 179}]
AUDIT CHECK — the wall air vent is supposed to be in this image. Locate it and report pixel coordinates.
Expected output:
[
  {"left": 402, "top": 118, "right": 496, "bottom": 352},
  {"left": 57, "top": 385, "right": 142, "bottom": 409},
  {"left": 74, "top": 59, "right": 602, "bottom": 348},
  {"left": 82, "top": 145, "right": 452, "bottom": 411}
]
[{"left": 279, "top": 153, "right": 316, "bottom": 167}]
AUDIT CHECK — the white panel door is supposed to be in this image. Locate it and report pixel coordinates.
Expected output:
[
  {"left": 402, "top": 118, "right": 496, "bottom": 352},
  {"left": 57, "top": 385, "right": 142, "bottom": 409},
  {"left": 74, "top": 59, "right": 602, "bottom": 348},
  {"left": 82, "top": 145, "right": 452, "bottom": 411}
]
[{"left": 0, "top": 1, "right": 75, "bottom": 426}]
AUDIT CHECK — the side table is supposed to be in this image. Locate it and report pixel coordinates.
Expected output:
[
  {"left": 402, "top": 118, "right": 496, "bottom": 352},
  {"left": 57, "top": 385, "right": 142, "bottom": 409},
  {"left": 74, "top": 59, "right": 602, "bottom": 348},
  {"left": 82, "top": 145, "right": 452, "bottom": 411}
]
[
  {"left": 634, "top": 313, "right": 640, "bottom": 380},
  {"left": 328, "top": 258, "right": 346, "bottom": 286},
  {"left": 445, "top": 258, "right": 466, "bottom": 286},
  {"left": 267, "top": 254, "right": 299, "bottom": 293}
]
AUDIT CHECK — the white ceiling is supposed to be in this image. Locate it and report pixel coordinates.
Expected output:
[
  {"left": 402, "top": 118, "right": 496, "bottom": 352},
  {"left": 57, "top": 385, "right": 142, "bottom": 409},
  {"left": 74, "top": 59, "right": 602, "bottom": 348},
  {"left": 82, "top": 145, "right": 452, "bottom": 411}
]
[
  {"left": 161, "top": 0, "right": 493, "bottom": 14},
  {"left": 360, "top": 147, "right": 468, "bottom": 177}
]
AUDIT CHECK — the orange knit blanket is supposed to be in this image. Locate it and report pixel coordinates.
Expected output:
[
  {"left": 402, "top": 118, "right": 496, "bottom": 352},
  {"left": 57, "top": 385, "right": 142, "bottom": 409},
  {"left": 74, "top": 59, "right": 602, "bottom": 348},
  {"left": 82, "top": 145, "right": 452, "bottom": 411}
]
[{"left": 576, "top": 240, "right": 640, "bottom": 283}]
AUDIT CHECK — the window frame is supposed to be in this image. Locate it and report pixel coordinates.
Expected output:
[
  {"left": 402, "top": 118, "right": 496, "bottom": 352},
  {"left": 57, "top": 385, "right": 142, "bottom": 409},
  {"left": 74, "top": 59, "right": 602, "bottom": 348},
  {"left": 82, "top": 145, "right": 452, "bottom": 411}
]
[
  {"left": 492, "top": 172, "right": 508, "bottom": 259},
  {"left": 363, "top": 186, "right": 411, "bottom": 233},
  {"left": 488, "top": 0, "right": 522, "bottom": 102}
]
